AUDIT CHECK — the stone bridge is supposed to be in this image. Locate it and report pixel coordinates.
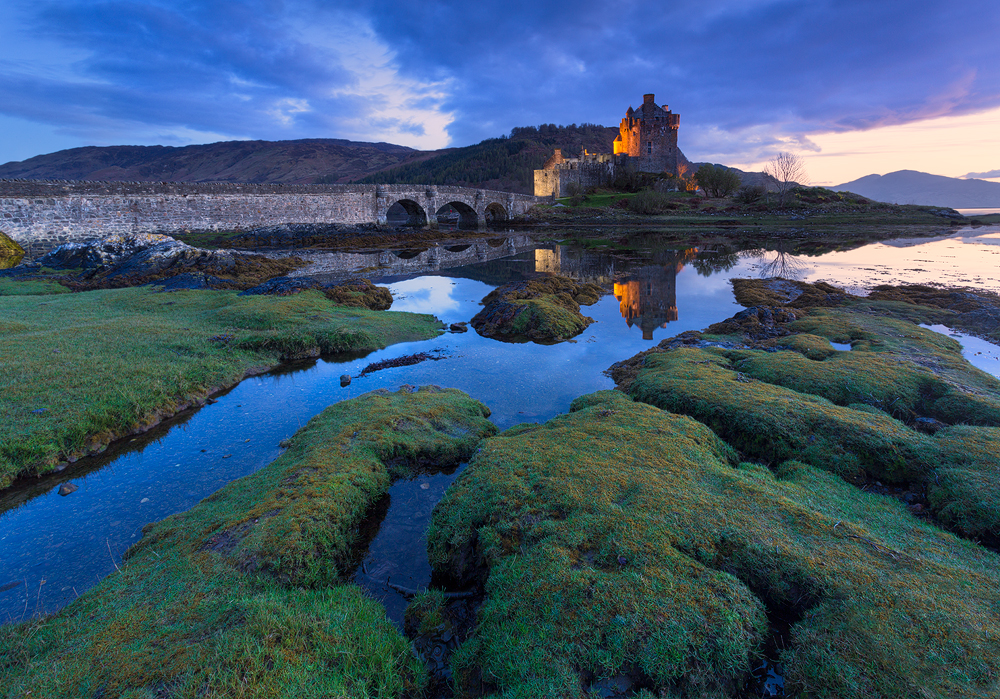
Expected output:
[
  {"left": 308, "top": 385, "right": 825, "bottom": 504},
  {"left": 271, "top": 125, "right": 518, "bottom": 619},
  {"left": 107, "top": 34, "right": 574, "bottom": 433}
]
[{"left": 0, "top": 180, "right": 539, "bottom": 255}]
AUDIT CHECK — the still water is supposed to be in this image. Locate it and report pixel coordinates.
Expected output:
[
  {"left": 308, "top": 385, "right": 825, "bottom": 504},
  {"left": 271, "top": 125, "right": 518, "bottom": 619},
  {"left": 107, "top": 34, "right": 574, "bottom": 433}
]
[{"left": 2, "top": 226, "right": 1000, "bottom": 623}]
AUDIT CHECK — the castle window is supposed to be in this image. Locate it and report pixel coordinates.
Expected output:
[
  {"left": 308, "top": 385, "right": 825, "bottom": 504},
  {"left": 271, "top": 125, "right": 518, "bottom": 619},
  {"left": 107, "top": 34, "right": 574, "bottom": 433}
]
[{"left": 647, "top": 143, "right": 652, "bottom": 155}]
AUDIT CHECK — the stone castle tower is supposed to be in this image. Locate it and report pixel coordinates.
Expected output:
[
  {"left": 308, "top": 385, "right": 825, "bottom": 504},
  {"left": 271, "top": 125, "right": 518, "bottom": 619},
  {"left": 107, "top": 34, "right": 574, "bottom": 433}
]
[
  {"left": 613, "top": 93, "right": 680, "bottom": 175},
  {"left": 534, "top": 93, "right": 681, "bottom": 197}
]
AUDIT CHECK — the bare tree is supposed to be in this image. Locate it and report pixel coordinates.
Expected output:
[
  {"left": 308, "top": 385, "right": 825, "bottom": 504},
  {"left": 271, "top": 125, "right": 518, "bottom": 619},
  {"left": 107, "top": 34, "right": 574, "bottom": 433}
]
[{"left": 763, "top": 152, "right": 807, "bottom": 207}]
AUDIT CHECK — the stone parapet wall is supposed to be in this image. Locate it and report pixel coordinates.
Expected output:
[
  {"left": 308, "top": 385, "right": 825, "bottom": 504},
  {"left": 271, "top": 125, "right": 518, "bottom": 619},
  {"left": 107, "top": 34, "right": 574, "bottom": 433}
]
[{"left": 0, "top": 180, "right": 538, "bottom": 256}]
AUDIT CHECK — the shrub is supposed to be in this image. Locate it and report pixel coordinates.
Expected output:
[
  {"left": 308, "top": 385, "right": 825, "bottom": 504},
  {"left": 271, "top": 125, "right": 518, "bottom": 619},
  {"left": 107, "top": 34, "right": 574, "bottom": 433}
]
[
  {"left": 735, "top": 184, "right": 766, "bottom": 204},
  {"left": 694, "top": 164, "right": 742, "bottom": 197},
  {"left": 627, "top": 189, "right": 675, "bottom": 214}
]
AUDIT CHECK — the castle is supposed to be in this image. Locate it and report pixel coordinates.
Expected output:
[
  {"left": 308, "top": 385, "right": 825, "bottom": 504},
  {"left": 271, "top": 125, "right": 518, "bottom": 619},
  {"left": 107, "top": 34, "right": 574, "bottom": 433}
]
[{"left": 533, "top": 93, "right": 681, "bottom": 198}]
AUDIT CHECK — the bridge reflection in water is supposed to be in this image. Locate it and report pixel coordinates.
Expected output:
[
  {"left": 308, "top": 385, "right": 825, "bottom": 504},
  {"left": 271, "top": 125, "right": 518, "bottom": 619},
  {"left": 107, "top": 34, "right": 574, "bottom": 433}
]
[{"left": 291, "top": 237, "right": 699, "bottom": 340}]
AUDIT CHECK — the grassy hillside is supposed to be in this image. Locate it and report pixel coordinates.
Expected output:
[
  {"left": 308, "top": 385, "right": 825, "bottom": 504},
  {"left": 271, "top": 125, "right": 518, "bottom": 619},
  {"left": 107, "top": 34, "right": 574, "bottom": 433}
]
[
  {"left": 353, "top": 124, "right": 626, "bottom": 194},
  {"left": 0, "top": 139, "right": 422, "bottom": 185}
]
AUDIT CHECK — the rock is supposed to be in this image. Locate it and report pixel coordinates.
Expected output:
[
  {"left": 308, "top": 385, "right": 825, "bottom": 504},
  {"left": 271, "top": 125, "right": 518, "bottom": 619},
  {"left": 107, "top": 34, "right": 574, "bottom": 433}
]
[
  {"left": 40, "top": 233, "right": 303, "bottom": 290},
  {"left": 340, "top": 374, "right": 351, "bottom": 387},
  {"left": 58, "top": 483, "right": 78, "bottom": 496},
  {"left": 39, "top": 233, "right": 175, "bottom": 270},
  {"left": 450, "top": 322, "right": 468, "bottom": 332}
]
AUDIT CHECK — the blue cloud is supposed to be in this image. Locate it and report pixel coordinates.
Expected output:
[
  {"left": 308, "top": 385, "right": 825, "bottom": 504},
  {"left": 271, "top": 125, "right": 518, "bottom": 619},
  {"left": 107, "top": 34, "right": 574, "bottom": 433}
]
[{"left": 1, "top": 0, "right": 999, "bottom": 164}]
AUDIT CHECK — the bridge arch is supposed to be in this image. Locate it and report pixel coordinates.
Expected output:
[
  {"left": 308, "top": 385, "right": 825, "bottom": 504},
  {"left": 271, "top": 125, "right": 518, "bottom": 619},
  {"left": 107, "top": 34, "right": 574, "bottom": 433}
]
[
  {"left": 386, "top": 199, "right": 428, "bottom": 227},
  {"left": 484, "top": 202, "right": 508, "bottom": 224},
  {"left": 435, "top": 201, "right": 478, "bottom": 230}
]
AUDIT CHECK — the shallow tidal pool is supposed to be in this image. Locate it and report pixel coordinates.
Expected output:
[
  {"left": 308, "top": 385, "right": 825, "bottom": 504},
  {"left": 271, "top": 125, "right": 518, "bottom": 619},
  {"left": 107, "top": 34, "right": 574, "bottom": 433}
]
[{"left": 2, "top": 225, "right": 1000, "bottom": 623}]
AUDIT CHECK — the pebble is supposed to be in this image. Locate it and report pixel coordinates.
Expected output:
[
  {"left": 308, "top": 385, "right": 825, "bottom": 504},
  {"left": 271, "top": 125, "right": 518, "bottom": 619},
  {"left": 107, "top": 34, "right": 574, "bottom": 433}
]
[{"left": 58, "top": 483, "right": 79, "bottom": 496}]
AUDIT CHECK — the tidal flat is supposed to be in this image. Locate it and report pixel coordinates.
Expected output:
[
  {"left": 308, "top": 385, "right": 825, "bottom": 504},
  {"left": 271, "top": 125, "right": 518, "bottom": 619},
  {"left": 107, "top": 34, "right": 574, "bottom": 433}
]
[{"left": 2, "top": 226, "right": 1000, "bottom": 697}]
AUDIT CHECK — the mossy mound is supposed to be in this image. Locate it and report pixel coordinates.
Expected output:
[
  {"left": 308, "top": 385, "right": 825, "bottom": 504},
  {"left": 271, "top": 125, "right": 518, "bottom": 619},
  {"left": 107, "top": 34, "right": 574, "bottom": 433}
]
[
  {"left": 0, "top": 387, "right": 497, "bottom": 698},
  {"left": 931, "top": 425, "right": 1000, "bottom": 541},
  {"left": 728, "top": 309, "right": 1000, "bottom": 426},
  {"left": 241, "top": 276, "right": 393, "bottom": 310},
  {"left": 139, "top": 385, "right": 498, "bottom": 586},
  {"left": 427, "top": 391, "right": 1000, "bottom": 699},
  {"left": 470, "top": 275, "right": 604, "bottom": 343},
  {"left": 614, "top": 345, "right": 935, "bottom": 484},
  {"left": 614, "top": 295, "right": 1000, "bottom": 542},
  {"left": 731, "top": 278, "right": 851, "bottom": 309}
]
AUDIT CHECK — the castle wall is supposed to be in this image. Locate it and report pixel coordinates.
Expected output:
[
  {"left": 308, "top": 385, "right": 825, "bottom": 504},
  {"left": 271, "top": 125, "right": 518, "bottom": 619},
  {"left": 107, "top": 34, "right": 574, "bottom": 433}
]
[
  {"left": 535, "top": 169, "right": 561, "bottom": 198},
  {"left": 0, "top": 180, "right": 537, "bottom": 255},
  {"left": 534, "top": 155, "right": 614, "bottom": 197}
]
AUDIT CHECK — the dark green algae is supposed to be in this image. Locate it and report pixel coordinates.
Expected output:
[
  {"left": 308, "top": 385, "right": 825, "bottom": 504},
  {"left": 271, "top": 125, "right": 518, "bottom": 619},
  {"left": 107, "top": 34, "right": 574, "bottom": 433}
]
[{"left": 0, "top": 386, "right": 497, "bottom": 698}]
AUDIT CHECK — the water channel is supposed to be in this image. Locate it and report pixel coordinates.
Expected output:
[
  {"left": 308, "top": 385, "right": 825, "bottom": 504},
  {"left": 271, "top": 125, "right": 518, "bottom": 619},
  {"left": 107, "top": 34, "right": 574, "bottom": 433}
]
[{"left": 3, "top": 225, "right": 1000, "bottom": 625}]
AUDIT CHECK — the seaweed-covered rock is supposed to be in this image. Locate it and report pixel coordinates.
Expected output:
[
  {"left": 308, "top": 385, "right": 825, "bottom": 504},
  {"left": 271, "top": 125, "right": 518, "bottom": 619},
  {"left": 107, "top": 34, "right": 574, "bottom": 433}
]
[
  {"left": 0, "top": 230, "right": 24, "bottom": 269},
  {"left": 427, "top": 390, "right": 1000, "bottom": 699},
  {"left": 867, "top": 283, "right": 1000, "bottom": 342},
  {"left": 0, "top": 387, "right": 497, "bottom": 698},
  {"left": 470, "top": 275, "right": 604, "bottom": 343},
  {"left": 39, "top": 232, "right": 174, "bottom": 270},
  {"left": 40, "top": 233, "right": 304, "bottom": 290},
  {"left": 240, "top": 276, "right": 392, "bottom": 310},
  {"left": 730, "top": 278, "right": 851, "bottom": 309}
]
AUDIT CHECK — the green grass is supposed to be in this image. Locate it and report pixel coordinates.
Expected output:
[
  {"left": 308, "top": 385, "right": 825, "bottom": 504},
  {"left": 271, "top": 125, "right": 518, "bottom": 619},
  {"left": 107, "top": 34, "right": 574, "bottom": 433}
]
[
  {"left": 428, "top": 390, "right": 1000, "bottom": 699},
  {"left": 0, "top": 386, "right": 497, "bottom": 698},
  {"left": 0, "top": 287, "right": 444, "bottom": 488},
  {"left": 0, "top": 278, "right": 70, "bottom": 296}
]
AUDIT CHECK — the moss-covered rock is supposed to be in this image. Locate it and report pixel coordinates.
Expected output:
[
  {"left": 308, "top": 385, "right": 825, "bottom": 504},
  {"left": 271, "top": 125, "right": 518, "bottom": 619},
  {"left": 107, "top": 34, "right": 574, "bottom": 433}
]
[
  {"left": 867, "top": 284, "right": 1000, "bottom": 342},
  {"left": 427, "top": 391, "right": 1000, "bottom": 699},
  {"left": 470, "top": 275, "right": 604, "bottom": 343},
  {"left": 241, "top": 276, "right": 393, "bottom": 310},
  {"left": 0, "top": 230, "right": 24, "bottom": 269},
  {"left": 613, "top": 345, "right": 934, "bottom": 483},
  {"left": 615, "top": 280, "right": 1000, "bottom": 544},
  {"left": 0, "top": 387, "right": 497, "bottom": 698}
]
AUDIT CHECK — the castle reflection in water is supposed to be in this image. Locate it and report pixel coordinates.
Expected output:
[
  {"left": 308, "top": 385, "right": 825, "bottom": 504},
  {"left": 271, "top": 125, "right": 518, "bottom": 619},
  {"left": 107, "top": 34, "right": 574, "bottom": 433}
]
[{"left": 534, "top": 246, "right": 698, "bottom": 340}]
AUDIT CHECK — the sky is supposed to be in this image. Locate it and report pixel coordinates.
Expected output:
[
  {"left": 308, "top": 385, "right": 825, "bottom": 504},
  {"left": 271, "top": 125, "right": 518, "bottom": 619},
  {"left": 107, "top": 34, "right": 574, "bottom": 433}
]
[{"left": 1, "top": 0, "right": 999, "bottom": 186}]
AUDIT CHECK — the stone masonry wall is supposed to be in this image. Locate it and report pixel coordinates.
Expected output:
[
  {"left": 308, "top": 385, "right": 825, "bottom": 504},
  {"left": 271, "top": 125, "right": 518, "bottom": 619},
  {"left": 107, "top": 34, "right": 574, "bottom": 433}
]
[{"left": 0, "top": 180, "right": 538, "bottom": 256}]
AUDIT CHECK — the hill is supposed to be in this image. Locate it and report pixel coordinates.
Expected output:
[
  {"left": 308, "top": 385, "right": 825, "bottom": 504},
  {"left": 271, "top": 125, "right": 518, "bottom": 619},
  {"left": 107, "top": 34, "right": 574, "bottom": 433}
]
[
  {"left": 832, "top": 170, "right": 1000, "bottom": 208},
  {"left": 0, "top": 139, "right": 424, "bottom": 185},
  {"left": 352, "top": 124, "right": 635, "bottom": 194},
  {"left": 0, "top": 125, "right": 695, "bottom": 194}
]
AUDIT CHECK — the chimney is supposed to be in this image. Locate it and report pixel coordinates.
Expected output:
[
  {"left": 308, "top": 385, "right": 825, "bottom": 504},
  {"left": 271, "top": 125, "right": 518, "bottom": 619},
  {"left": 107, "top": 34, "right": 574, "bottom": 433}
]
[{"left": 643, "top": 94, "right": 655, "bottom": 104}]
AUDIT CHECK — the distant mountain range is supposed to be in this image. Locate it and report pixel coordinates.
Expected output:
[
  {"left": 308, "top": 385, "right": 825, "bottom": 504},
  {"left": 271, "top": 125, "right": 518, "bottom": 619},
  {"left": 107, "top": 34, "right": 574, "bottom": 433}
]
[
  {"left": 833, "top": 170, "right": 1000, "bottom": 208},
  {"left": 0, "top": 125, "right": 642, "bottom": 194}
]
